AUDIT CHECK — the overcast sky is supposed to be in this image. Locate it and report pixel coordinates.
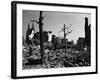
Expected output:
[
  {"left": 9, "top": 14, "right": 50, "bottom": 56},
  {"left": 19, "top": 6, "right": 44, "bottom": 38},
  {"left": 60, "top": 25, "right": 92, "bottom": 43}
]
[{"left": 23, "top": 10, "right": 91, "bottom": 44}]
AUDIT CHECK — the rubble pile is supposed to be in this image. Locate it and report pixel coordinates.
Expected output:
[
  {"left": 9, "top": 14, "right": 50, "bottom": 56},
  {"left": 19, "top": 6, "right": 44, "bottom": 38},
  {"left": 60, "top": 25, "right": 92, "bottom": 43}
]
[{"left": 23, "top": 43, "right": 90, "bottom": 69}]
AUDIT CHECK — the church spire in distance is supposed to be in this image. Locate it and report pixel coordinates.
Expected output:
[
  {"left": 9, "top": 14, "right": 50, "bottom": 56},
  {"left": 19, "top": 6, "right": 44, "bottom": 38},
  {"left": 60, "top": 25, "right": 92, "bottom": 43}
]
[{"left": 32, "top": 22, "right": 35, "bottom": 33}]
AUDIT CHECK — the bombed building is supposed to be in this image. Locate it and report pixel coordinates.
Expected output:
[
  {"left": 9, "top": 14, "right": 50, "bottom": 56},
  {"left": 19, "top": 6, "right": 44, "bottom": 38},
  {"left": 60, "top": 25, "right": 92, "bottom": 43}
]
[
  {"left": 76, "top": 17, "right": 91, "bottom": 51},
  {"left": 84, "top": 17, "right": 91, "bottom": 47}
]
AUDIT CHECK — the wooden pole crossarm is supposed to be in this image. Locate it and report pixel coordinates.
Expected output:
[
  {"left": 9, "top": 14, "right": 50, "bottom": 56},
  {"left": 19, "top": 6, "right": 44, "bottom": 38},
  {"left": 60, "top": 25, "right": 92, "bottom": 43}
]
[{"left": 31, "top": 20, "right": 39, "bottom": 24}]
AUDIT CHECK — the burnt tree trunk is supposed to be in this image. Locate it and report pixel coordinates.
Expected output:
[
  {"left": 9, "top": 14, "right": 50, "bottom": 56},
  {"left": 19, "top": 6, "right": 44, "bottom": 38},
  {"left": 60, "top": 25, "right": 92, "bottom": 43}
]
[{"left": 39, "top": 11, "right": 44, "bottom": 64}]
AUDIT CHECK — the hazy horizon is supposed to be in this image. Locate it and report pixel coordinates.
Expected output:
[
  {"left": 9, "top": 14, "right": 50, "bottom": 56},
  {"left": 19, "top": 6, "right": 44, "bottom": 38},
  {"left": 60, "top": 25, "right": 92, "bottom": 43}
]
[{"left": 22, "top": 10, "right": 91, "bottom": 44}]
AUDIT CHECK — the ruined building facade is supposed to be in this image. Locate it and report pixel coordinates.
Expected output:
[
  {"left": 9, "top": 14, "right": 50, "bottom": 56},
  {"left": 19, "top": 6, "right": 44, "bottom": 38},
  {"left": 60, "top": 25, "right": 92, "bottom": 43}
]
[
  {"left": 76, "top": 17, "right": 91, "bottom": 51},
  {"left": 85, "top": 17, "right": 91, "bottom": 47}
]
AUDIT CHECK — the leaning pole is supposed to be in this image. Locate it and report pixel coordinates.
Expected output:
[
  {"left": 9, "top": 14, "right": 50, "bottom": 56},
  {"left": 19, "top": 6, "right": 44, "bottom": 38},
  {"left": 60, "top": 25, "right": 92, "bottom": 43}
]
[{"left": 39, "top": 11, "right": 44, "bottom": 64}]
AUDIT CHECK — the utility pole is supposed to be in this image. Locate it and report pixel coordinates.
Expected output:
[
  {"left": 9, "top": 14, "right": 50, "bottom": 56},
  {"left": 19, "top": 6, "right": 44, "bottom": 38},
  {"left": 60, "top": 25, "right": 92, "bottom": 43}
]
[
  {"left": 39, "top": 11, "right": 44, "bottom": 64},
  {"left": 31, "top": 11, "right": 44, "bottom": 64}
]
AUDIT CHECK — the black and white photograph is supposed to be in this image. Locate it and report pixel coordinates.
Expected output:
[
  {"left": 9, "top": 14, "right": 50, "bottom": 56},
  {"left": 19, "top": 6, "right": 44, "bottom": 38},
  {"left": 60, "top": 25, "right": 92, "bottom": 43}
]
[
  {"left": 22, "top": 10, "right": 91, "bottom": 69},
  {"left": 11, "top": 1, "right": 97, "bottom": 79}
]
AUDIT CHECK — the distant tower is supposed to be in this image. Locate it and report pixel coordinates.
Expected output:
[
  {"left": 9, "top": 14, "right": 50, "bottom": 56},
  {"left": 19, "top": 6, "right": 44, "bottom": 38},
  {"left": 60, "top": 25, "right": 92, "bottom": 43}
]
[
  {"left": 26, "top": 23, "right": 30, "bottom": 40},
  {"left": 84, "top": 17, "right": 91, "bottom": 47},
  {"left": 85, "top": 17, "right": 88, "bottom": 44},
  {"left": 26, "top": 23, "right": 32, "bottom": 45},
  {"left": 32, "top": 22, "right": 35, "bottom": 33}
]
